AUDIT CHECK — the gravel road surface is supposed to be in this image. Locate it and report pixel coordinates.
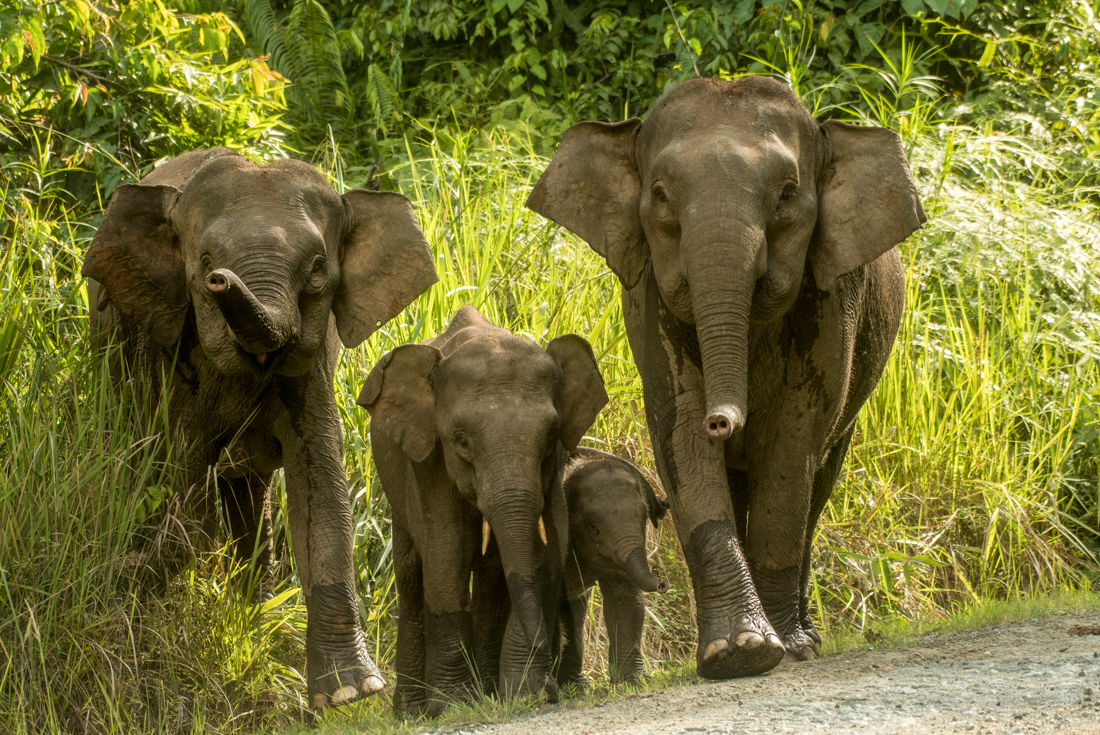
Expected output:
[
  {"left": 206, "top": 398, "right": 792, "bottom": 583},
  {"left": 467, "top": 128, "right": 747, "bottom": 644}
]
[{"left": 466, "top": 613, "right": 1100, "bottom": 734}]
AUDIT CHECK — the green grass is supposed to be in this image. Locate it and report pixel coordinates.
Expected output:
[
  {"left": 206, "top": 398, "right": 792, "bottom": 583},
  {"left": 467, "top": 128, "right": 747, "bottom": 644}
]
[{"left": 4, "top": 71, "right": 1100, "bottom": 733}]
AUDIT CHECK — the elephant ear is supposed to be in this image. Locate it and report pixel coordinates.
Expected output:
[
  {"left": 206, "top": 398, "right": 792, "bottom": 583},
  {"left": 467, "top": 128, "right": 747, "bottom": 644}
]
[
  {"left": 546, "top": 335, "right": 609, "bottom": 451},
  {"left": 526, "top": 119, "right": 649, "bottom": 288},
  {"left": 81, "top": 184, "right": 187, "bottom": 348},
  {"left": 639, "top": 474, "right": 669, "bottom": 529},
  {"left": 335, "top": 190, "right": 439, "bottom": 349},
  {"left": 357, "top": 344, "right": 442, "bottom": 462},
  {"left": 811, "top": 120, "right": 926, "bottom": 291}
]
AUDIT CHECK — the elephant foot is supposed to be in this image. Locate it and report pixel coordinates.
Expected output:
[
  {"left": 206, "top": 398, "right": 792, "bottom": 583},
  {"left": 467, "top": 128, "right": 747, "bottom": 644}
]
[
  {"left": 697, "top": 626, "right": 785, "bottom": 679},
  {"left": 309, "top": 659, "right": 386, "bottom": 709},
  {"left": 781, "top": 627, "right": 820, "bottom": 663}
]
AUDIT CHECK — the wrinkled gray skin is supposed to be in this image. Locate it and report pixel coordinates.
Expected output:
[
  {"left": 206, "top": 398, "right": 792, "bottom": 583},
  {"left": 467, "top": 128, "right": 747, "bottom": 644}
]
[
  {"left": 558, "top": 448, "right": 669, "bottom": 688},
  {"left": 528, "top": 77, "right": 924, "bottom": 678},
  {"left": 82, "top": 147, "right": 438, "bottom": 709},
  {"left": 359, "top": 306, "right": 609, "bottom": 716}
]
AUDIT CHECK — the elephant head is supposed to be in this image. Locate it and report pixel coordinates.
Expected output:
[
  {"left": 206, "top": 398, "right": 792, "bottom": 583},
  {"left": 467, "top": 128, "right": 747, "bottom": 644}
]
[
  {"left": 565, "top": 452, "right": 669, "bottom": 593},
  {"left": 83, "top": 150, "right": 438, "bottom": 376},
  {"left": 358, "top": 306, "right": 608, "bottom": 675},
  {"left": 527, "top": 76, "right": 924, "bottom": 440}
]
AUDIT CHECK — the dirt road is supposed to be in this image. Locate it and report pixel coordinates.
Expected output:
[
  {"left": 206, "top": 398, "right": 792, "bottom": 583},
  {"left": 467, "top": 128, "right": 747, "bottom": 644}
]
[{"left": 469, "top": 613, "right": 1100, "bottom": 734}]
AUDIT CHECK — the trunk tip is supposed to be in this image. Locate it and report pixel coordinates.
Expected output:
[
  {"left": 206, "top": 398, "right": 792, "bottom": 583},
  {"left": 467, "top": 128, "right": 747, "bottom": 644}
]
[
  {"left": 206, "top": 269, "right": 230, "bottom": 294},
  {"left": 705, "top": 405, "right": 744, "bottom": 440},
  {"left": 656, "top": 580, "right": 669, "bottom": 594}
]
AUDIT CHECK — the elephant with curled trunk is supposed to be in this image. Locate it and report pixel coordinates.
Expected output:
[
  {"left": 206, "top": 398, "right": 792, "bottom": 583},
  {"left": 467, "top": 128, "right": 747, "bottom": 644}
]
[
  {"left": 558, "top": 448, "right": 669, "bottom": 688},
  {"left": 358, "top": 306, "right": 608, "bottom": 716},
  {"left": 82, "top": 147, "right": 438, "bottom": 708},
  {"left": 528, "top": 77, "right": 924, "bottom": 677}
]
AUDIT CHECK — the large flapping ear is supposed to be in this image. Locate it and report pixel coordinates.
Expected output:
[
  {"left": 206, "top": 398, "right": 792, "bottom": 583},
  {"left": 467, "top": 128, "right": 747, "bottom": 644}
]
[
  {"left": 811, "top": 120, "right": 927, "bottom": 291},
  {"left": 526, "top": 119, "right": 649, "bottom": 288},
  {"left": 335, "top": 190, "right": 439, "bottom": 348},
  {"left": 357, "top": 344, "right": 442, "bottom": 462},
  {"left": 545, "top": 335, "right": 609, "bottom": 451},
  {"left": 81, "top": 184, "right": 187, "bottom": 348}
]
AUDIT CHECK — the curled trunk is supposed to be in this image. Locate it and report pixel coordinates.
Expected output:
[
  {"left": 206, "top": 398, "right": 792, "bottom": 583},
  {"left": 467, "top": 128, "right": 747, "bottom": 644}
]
[{"left": 206, "top": 268, "right": 295, "bottom": 354}]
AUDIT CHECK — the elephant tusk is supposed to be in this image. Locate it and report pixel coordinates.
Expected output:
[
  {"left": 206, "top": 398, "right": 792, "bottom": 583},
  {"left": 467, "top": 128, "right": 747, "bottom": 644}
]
[
  {"left": 482, "top": 519, "right": 491, "bottom": 555},
  {"left": 537, "top": 516, "right": 547, "bottom": 545}
]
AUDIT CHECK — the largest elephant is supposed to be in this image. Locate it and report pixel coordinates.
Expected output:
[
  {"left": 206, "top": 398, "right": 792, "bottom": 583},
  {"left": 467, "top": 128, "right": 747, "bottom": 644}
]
[
  {"left": 82, "top": 147, "right": 438, "bottom": 707},
  {"left": 527, "top": 76, "right": 924, "bottom": 677}
]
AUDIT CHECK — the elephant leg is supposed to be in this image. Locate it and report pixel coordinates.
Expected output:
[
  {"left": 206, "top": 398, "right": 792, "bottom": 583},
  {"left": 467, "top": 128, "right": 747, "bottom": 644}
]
[
  {"left": 392, "top": 523, "right": 429, "bottom": 716},
  {"left": 798, "top": 427, "right": 855, "bottom": 649},
  {"left": 557, "top": 592, "right": 589, "bottom": 690},
  {"left": 726, "top": 466, "right": 750, "bottom": 544},
  {"left": 421, "top": 531, "right": 476, "bottom": 717},
  {"left": 218, "top": 470, "right": 274, "bottom": 599},
  {"left": 623, "top": 273, "right": 783, "bottom": 679},
  {"left": 471, "top": 554, "right": 509, "bottom": 697},
  {"left": 600, "top": 576, "right": 646, "bottom": 685},
  {"left": 277, "top": 371, "right": 383, "bottom": 709}
]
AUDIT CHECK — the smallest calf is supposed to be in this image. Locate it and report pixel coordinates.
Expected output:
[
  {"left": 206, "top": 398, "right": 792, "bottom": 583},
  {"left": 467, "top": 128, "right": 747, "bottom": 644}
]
[{"left": 558, "top": 448, "right": 669, "bottom": 687}]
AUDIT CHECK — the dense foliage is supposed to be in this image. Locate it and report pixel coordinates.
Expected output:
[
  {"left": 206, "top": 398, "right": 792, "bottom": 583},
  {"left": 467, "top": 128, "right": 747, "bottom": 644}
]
[{"left": 2, "top": 0, "right": 1100, "bottom": 733}]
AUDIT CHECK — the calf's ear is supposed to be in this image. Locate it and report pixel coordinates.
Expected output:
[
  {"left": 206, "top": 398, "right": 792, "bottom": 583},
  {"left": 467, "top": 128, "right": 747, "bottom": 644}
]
[
  {"left": 811, "top": 120, "right": 926, "bottom": 291},
  {"left": 641, "top": 475, "right": 669, "bottom": 529},
  {"left": 81, "top": 184, "right": 187, "bottom": 348},
  {"left": 358, "top": 344, "right": 442, "bottom": 462},
  {"left": 546, "top": 335, "right": 609, "bottom": 451},
  {"left": 526, "top": 119, "right": 649, "bottom": 288},
  {"left": 336, "top": 190, "right": 438, "bottom": 348}
]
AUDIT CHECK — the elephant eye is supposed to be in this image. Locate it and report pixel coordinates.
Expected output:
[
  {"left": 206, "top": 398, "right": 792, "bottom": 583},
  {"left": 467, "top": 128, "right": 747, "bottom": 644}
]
[
  {"left": 779, "top": 184, "right": 797, "bottom": 202},
  {"left": 310, "top": 256, "right": 326, "bottom": 274},
  {"left": 652, "top": 185, "right": 668, "bottom": 204},
  {"left": 454, "top": 433, "right": 472, "bottom": 456},
  {"left": 586, "top": 520, "right": 599, "bottom": 537}
]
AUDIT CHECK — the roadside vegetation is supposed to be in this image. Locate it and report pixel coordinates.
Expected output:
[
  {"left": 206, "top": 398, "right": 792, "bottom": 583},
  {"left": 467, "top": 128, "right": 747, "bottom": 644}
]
[{"left": 2, "top": 1, "right": 1099, "bottom": 732}]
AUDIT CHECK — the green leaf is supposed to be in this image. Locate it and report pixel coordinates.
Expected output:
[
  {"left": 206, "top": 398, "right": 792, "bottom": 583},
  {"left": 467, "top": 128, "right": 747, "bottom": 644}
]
[
  {"left": 509, "top": 74, "right": 524, "bottom": 91},
  {"left": 923, "top": 0, "right": 948, "bottom": 15},
  {"left": 260, "top": 587, "right": 301, "bottom": 613},
  {"left": 733, "top": 0, "right": 756, "bottom": 24},
  {"left": 22, "top": 15, "right": 46, "bottom": 69},
  {"left": 507, "top": 0, "right": 524, "bottom": 12},
  {"left": 899, "top": 0, "right": 925, "bottom": 14},
  {"left": 978, "top": 40, "right": 996, "bottom": 68},
  {"left": 688, "top": 37, "right": 702, "bottom": 56}
]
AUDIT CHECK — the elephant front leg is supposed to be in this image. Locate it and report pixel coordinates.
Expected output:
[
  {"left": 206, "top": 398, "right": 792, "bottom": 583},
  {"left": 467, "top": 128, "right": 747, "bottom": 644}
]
[
  {"left": 420, "top": 526, "right": 477, "bottom": 717},
  {"left": 471, "top": 554, "right": 509, "bottom": 696},
  {"left": 277, "top": 390, "right": 383, "bottom": 709},
  {"left": 392, "top": 523, "right": 428, "bottom": 716},
  {"left": 743, "top": 413, "right": 833, "bottom": 662},
  {"left": 599, "top": 576, "right": 646, "bottom": 685}
]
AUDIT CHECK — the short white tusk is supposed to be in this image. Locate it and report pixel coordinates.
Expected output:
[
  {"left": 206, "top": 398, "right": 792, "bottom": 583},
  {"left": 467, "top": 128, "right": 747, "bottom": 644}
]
[
  {"left": 482, "top": 519, "right": 491, "bottom": 555},
  {"left": 537, "top": 516, "right": 547, "bottom": 545}
]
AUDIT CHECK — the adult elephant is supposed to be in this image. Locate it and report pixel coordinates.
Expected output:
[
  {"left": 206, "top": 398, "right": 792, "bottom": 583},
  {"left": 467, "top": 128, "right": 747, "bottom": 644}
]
[
  {"left": 527, "top": 77, "right": 924, "bottom": 678},
  {"left": 82, "top": 147, "right": 438, "bottom": 707}
]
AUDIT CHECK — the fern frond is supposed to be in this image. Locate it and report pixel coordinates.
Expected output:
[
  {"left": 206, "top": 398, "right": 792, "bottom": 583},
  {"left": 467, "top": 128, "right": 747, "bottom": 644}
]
[{"left": 285, "top": 0, "right": 352, "bottom": 129}]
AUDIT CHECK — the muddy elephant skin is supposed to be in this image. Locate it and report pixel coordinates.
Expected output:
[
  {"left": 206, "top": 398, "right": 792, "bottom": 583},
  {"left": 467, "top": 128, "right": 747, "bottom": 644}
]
[
  {"left": 358, "top": 306, "right": 608, "bottom": 716},
  {"left": 527, "top": 77, "right": 924, "bottom": 678},
  {"left": 82, "top": 147, "right": 438, "bottom": 708},
  {"left": 558, "top": 448, "right": 669, "bottom": 687}
]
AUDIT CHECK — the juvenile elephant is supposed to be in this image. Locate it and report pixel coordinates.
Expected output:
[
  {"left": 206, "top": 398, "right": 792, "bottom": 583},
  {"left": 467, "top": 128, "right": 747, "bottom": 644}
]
[
  {"left": 528, "top": 77, "right": 924, "bottom": 677},
  {"left": 358, "top": 306, "right": 608, "bottom": 716},
  {"left": 558, "top": 448, "right": 669, "bottom": 688},
  {"left": 82, "top": 147, "right": 438, "bottom": 707}
]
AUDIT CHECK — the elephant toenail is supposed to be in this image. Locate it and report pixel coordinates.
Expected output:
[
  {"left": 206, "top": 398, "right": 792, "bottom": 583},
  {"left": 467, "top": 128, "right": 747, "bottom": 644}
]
[
  {"left": 766, "top": 633, "right": 784, "bottom": 649},
  {"left": 734, "top": 631, "right": 765, "bottom": 649},
  {"left": 311, "top": 692, "right": 330, "bottom": 709},
  {"left": 330, "top": 684, "right": 359, "bottom": 704},
  {"left": 360, "top": 674, "right": 385, "bottom": 694},
  {"left": 703, "top": 638, "right": 730, "bottom": 659}
]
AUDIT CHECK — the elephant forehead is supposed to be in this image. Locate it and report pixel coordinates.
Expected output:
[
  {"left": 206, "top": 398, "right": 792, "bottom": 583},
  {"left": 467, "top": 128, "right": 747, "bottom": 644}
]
[{"left": 177, "top": 161, "right": 343, "bottom": 234}]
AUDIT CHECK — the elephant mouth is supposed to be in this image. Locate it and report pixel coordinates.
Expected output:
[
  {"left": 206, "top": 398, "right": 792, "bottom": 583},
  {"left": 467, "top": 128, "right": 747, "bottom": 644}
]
[{"left": 235, "top": 341, "right": 292, "bottom": 377}]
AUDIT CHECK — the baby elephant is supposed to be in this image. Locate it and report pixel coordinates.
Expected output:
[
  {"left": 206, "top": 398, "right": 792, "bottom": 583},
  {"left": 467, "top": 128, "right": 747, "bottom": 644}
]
[{"left": 558, "top": 448, "right": 669, "bottom": 687}]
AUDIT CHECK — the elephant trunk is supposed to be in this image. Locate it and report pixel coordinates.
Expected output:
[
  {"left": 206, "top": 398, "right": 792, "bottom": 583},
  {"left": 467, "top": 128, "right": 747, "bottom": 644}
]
[
  {"left": 619, "top": 546, "right": 668, "bottom": 594},
  {"left": 206, "top": 268, "right": 296, "bottom": 356},
  {"left": 683, "top": 221, "right": 759, "bottom": 441},
  {"left": 484, "top": 494, "right": 549, "bottom": 649}
]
